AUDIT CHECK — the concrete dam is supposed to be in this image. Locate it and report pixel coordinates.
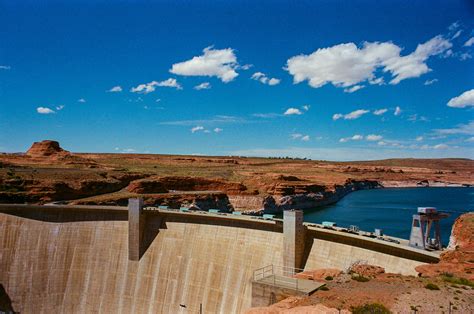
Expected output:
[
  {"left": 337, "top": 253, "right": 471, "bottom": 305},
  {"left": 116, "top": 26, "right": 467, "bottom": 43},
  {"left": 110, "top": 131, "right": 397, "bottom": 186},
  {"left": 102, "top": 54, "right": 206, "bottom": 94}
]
[{"left": 0, "top": 202, "right": 439, "bottom": 313}]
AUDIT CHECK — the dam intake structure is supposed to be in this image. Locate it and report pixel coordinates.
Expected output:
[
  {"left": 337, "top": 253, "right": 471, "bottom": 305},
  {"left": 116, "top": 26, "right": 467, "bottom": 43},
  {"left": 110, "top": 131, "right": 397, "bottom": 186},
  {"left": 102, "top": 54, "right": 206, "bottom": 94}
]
[{"left": 0, "top": 200, "right": 441, "bottom": 313}]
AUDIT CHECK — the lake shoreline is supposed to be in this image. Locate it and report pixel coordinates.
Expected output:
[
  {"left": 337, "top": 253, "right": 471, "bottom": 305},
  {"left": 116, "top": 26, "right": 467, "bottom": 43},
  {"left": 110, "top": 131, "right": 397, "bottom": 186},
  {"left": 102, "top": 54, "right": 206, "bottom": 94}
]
[
  {"left": 302, "top": 186, "right": 473, "bottom": 244},
  {"left": 253, "top": 179, "right": 472, "bottom": 215}
]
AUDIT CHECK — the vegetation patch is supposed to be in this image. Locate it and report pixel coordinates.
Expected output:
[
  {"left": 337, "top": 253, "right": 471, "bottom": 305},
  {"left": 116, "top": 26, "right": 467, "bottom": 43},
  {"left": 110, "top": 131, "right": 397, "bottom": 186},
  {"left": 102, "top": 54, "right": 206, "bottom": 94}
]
[
  {"left": 441, "top": 275, "right": 474, "bottom": 288},
  {"left": 425, "top": 283, "right": 440, "bottom": 290},
  {"left": 352, "top": 274, "right": 370, "bottom": 282},
  {"left": 351, "top": 303, "right": 391, "bottom": 314},
  {"left": 325, "top": 276, "right": 333, "bottom": 281},
  {"left": 319, "top": 286, "right": 329, "bottom": 291}
]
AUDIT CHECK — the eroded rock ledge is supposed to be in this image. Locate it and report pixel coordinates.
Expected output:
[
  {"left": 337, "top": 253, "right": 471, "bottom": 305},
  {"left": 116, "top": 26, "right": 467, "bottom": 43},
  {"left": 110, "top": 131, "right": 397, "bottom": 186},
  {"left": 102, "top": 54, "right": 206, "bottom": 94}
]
[{"left": 252, "top": 179, "right": 382, "bottom": 214}]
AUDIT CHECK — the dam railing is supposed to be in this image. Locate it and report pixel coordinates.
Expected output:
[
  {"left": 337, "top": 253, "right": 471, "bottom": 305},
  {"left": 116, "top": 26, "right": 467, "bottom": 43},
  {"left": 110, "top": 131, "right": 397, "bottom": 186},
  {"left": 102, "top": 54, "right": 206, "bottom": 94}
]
[{"left": 253, "top": 264, "right": 309, "bottom": 293}]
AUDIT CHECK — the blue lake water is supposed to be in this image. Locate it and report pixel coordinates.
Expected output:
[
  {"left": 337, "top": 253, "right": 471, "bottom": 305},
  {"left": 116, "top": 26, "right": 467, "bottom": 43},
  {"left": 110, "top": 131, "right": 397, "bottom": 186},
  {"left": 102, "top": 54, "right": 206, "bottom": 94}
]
[{"left": 304, "top": 187, "right": 474, "bottom": 245}]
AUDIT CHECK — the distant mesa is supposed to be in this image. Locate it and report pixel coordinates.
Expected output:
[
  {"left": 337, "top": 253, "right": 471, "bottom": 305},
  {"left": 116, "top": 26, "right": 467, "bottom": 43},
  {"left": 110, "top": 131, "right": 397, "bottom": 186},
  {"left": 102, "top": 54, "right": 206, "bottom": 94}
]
[{"left": 26, "top": 140, "right": 70, "bottom": 158}]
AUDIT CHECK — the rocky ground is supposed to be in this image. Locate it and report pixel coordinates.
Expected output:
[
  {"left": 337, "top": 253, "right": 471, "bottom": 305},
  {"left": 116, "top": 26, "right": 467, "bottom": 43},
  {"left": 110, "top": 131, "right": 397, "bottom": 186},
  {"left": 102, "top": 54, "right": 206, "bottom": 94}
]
[
  {"left": 1, "top": 140, "right": 473, "bottom": 213},
  {"left": 247, "top": 213, "right": 474, "bottom": 313}
]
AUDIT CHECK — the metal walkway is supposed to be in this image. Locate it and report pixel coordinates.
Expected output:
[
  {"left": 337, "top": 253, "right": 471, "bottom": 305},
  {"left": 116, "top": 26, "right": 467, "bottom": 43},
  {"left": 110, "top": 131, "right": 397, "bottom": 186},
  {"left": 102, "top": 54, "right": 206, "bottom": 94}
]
[{"left": 253, "top": 265, "right": 325, "bottom": 295}]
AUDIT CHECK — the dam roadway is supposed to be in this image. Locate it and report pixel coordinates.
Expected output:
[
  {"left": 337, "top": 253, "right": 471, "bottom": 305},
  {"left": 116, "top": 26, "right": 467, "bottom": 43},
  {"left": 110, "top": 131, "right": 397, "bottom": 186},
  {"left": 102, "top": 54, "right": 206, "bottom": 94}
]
[{"left": 0, "top": 203, "right": 440, "bottom": 313}]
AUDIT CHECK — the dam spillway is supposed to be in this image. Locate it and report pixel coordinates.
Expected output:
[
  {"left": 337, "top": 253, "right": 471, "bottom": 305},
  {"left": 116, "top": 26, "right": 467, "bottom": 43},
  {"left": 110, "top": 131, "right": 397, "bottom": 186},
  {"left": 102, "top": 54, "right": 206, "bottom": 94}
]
[{"left": 0, "top": 203, "right": 439, "bottom": 313}]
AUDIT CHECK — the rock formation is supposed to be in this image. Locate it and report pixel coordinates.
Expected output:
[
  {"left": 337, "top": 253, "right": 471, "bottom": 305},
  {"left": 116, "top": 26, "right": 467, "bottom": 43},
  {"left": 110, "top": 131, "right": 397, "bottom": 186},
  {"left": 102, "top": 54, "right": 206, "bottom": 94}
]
[
  {"left": 294, "top": 268, "right": 342, "bottom": 281},
  {"left": 26, "top": 140, "right": 70, "bottom": 158},
  {"left": 350, "top": 264, "right": 385, "bottom": 277},
  {"left": 127, "top": 176, "right": 249, "bottom": 195},
  {"left": 262, "top": 179, "right": 382, "bottom": 214}
]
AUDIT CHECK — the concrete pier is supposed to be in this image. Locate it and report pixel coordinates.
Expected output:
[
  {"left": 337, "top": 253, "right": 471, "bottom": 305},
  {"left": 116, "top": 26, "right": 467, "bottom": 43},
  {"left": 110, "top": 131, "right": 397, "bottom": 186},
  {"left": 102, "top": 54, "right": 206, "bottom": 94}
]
[
  {"left": 283, "top": 210, "right": 305, "bottom": 273},
  {"left": 128, "top": 198, "right": 145, "bottom": 261}
]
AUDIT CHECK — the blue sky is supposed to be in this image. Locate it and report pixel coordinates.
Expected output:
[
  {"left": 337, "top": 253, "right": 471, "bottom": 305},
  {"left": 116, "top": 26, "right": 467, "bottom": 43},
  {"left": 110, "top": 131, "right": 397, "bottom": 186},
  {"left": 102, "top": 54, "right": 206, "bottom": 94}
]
[{"left": 1, "top": 0, "right": 473, "bottom": 160}]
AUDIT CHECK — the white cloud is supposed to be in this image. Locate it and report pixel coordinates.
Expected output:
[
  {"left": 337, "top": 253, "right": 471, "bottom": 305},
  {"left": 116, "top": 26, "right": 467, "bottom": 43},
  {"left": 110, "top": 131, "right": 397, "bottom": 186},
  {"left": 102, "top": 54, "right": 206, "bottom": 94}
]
[
  {"left": 447, "top": 89, "right": 474, "bottom": 108},
  {"left": 214, "top": 127, "right": 223, "bottom": 133},
  {"left": 373, "top": 108, "right": 388, "bottom": 115},
  {"left": 409, "top": 114, "right": 429, "bottom": 122},
  {"left": 251, "top": 72, "right": 264, "bottom": 79},
  {"left": 366, "top": 134, "right": 383, "bottom": 141},
  {"left": 302, "top": 105, "right": 310, "bottom": 111},
  {"left": 377, "top": 141, "right": 387, "bottom": 146},
  {"left": 191, "top": 126, "right": 205, "bottom": 133},
  {"left": 459, "top": 53, "right": 472, "bottom": 61},
  {"left": 78, "top": 98, "right": 86, "bottom": 103},
  {"left": 433, "top": 144, "right": 449, "bottom": 149},
  {"left": 339, "top": 134, "right": 363, "bottom": 142},
  {"left": 394, "top": 106, "right": 402, "bottom": 116},
  {"left": 343, "top": 85, "right": 364, "bottom": 93},
  {"left": 416, "top": 136, "right": 424, "bottom": 141},
  {"left": 284, "top": 108, "right": 303, "bottom": 115},
  {"left": 369, "top": 77, "right": 384, "bottom": 85},
  {"left": 385, "top": 36, "right": 452, "bottom": 84},
  {"left": 333, "top": 109, "right": 369, "bottom": 120},
  {"left": 448, "top": 21, "right": 460, "bottom": 31},
  {"left": 131, "top": 78, "right": 182, "bottom": 93},
  {"left": 424, "top": 78, "right": 438, "bottom": 85},
  {"left": 55, "top": 105, "right": 64, "bottom": 111},
  {"left": 108, "top": 85, "right": 122, "bottom": 92},
  {"left": 0, "top": 65, "right": 11, "bottom": 70},
  {"left": 286, "top": 35, "right": 452, "bottom": 90},
  {"left": 464, "top": 37, "right": 474, "bottom": 47},
  {"left": 251, "top": 72, "right": 280, "bottom": 85},
  {"left": 291, "top": 133, "right": 310, "bottom": 141},
  {"left": 452, "top": 30, "right": 462, "bottom": 39},
  {"left": 465, "top": 137, "right": 474, "bottom": 142},
  {"left": 131, "top": 82, "right": 157, "bottom": 94},
  {"left": 332, "top": 113, "right": 343, "bottom": 120},
  {"left": 434, "top": 121, "right": 474, "bottom": 135},
  {"left": 268, "top": 78, "right": 281, "bottom": 86},
  {"left": 170, "top": 46, "right": 239, "bottom": 83},
  {"left": 252, "top": 113, "right": 281, "bottom": 118},
  {"left": 194, "top": 82, "right": 211, "bottom": 90},
  {"left": 161, "top": 115, "right": 246, "bottom": 126},
  {"left": 36, "top": 107, "right": 55, "bottom": 114},
  {"left": 240, "top": 64, "right": 253, "bottom": 70},
  {"left": 157, "top": 78, "right": 182, "bottom": 89},
  {"left": 291, "top": 133, "right": 303, "bottom": 139}
]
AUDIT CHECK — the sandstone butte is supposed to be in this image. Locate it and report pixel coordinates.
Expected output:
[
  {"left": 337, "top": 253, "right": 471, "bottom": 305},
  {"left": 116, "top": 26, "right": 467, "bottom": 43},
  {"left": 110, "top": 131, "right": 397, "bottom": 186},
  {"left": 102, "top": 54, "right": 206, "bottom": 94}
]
[{"left": 26, "top": 140, "right": 70, "bottom": 158}]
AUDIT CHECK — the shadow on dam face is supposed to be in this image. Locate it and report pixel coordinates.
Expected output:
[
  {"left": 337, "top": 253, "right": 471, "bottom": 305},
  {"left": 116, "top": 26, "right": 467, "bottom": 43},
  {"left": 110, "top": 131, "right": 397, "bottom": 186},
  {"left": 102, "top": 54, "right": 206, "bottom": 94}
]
[
  {"left": 0, "top": 284, "right": 16, "bottom": 313},
  {"left": 0, "top": 204, "right": 129, "bottom": 223}
]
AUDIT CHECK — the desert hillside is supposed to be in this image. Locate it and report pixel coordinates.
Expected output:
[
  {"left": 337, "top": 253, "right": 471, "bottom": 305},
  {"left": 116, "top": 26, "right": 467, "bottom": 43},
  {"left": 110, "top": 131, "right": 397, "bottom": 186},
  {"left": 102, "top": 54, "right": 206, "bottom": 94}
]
[{"left": 1, "top": 141, "right": 472, "bottom": 211}]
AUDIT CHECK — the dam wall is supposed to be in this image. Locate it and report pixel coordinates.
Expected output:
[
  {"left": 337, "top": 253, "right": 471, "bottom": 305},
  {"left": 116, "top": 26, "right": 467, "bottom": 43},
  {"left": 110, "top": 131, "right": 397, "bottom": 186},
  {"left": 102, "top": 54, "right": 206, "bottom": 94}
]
[
  {"left": 1, "top": 205, "right": 434, "bottom": 313},
  {"left": 305, "top": 238, "right": 424, "bottom": 274},
  {"left": 0, "top": 213, "right": 284, "bottom": 313}
]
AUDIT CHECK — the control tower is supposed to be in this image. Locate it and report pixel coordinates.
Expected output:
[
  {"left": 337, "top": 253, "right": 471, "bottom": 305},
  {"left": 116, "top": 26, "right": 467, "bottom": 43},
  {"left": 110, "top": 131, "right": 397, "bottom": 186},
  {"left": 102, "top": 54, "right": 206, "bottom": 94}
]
[{"left": 409, "top": 207, "right": 449, "bottom": 250}]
